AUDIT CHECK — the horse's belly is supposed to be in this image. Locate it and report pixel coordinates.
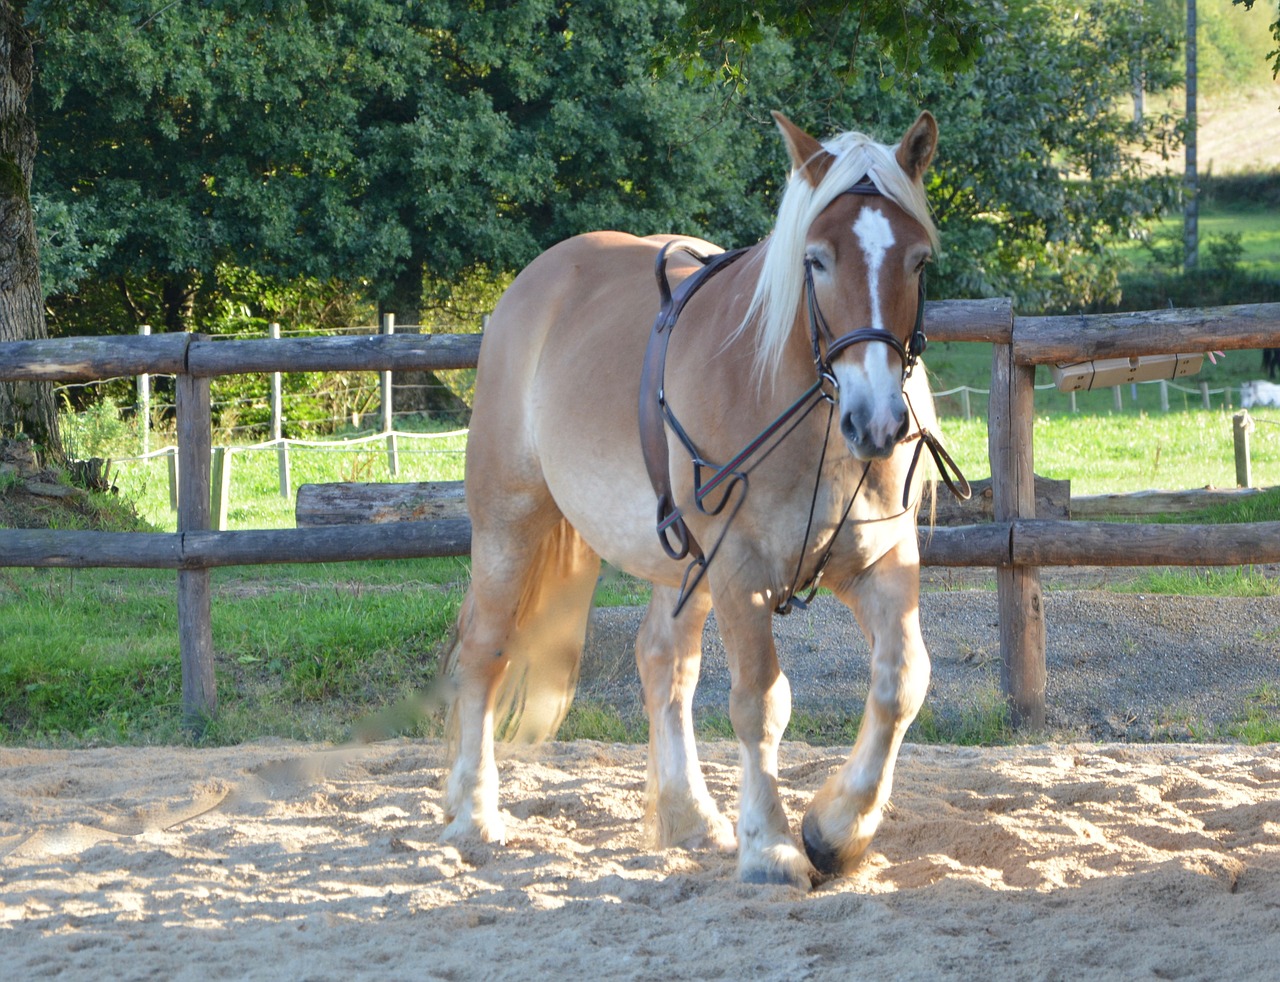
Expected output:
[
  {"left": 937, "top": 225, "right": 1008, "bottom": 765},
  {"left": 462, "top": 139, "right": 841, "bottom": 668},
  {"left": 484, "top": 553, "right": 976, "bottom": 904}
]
[
  {"left": 521, "top": 237, "right": 695, "bottom": 586},
  {"left": 532, "top": 360, "right": 685, "bottom": 586}
]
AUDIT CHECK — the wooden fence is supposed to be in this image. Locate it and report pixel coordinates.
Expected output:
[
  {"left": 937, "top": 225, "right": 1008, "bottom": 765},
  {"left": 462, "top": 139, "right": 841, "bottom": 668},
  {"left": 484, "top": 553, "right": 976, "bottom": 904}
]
[{"left": 3, "top": 299, "right": 1280, "bottom": 729}]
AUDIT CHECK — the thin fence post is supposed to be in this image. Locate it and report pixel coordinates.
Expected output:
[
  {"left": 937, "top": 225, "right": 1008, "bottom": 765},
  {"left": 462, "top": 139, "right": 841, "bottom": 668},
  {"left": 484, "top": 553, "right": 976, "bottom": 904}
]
[
  {"left": 211, "top": 446, "right": 232, "bottom": 531},
  {"left": 1159, "top": 379, "right": 1169, "bottom": 412},
  {"left": 138, "top": 324, "right": 151, "bottom": 455},
  {"left": 270, "top": 322, "right": 291, "bottom": 498},
  {"left": 1069, "top": 390, "right": 1077, "bottom": 413},
  {"left": 167, "top": 446, "right": 179, "bottom": 512},
  {"left": 960, "top": 387, "right": 971, "bottom": 420},
  {"left": 1112, "top": 385, "right": 1123, "bottom": 412},
  {"left": 1234, "top": 410, "right": 1254, "bottom": 488},
  {"left": 1200, "top": 381, "right": 1211, "bottom": 409},
  {"left": 176, "top": 345, "right": 217, "bottom": 731},
  {"left": 382, "top": 312, "right": 400, "bottom": 476}
]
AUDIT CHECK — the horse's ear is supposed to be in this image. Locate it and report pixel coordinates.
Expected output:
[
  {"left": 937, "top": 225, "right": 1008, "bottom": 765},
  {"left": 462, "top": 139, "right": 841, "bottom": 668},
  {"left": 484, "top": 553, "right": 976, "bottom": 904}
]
[
  {"left": 772, "top": 111, "right": 834, "bottom": 187},
  {"left": 896, "top": 111, "right": 938, "bottom": 182}
]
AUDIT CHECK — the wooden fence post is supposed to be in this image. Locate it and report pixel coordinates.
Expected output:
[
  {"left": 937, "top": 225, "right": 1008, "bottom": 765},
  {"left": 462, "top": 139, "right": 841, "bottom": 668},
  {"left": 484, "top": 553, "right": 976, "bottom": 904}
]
[
  {"left": 270, "top": 322, "right": 291, "bottom": 498},
  {"left": 381, "top": 312, "right": 399, "bottom": 477},
  {"left": 990, "top": 339, "right": 1046, "bottom": 729},
  {"left": 1234, "top": 410, "right": 1254, "bottom": 488},
  {"left": 176, "top": 343, "right": 217, "bottom": 730}
]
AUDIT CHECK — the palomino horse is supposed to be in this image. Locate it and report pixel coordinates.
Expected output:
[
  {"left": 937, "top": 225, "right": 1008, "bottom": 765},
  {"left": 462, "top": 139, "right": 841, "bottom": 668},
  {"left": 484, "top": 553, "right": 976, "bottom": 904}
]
[{"left": 443, "top": 111, "right": 959, "bottom": 889}]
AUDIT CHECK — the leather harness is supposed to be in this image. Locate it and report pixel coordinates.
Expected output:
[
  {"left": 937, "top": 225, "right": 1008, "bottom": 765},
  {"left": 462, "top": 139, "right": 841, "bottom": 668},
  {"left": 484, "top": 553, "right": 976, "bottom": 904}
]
[{"left": 638, "top": 180, "right": 970, "bottom": 616}]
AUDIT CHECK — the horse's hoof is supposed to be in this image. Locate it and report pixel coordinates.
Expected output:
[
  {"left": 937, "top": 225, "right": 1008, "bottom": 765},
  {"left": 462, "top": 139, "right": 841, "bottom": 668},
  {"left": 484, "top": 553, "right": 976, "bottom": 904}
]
[
  {"left": 441, "top": 811, "right": 507, "bottom": 846},
  {"left": 740, "top": 866, "right": 811, "bottom": 889},
  {"left": 801, "top": 810, "right": 842, "bottom": 876},
  {"left": 739, "top": 843, "right": 815, "bottom": 891}
]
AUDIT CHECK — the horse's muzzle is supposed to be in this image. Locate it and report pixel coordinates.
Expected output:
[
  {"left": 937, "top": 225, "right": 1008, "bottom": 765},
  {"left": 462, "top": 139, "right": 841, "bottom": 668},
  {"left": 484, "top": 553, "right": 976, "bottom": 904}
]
[{"left": 841, "top": 405, "right": 910, "bottom": 459}]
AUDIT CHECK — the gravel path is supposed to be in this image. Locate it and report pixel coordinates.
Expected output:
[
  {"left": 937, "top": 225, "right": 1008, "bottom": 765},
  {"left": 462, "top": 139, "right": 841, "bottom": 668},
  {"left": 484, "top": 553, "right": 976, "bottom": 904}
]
[{"left": 579, "top": 573, "right": 1280, "bottom": 741}]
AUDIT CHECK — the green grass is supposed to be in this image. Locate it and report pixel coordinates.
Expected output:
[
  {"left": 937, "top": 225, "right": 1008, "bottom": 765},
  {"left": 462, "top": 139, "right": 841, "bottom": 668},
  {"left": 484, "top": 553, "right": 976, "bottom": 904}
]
[
  {"left": 0, "top": 561, "right": 466, "bottom": 746},
  {"left": 1126, "top": 203, "right": 1280, "bottom": 279},
  {"left": 932, "top": 408, "right": 1280, "bottom": 495},
  {"left": 1226, "top": 684, "right": 1280, "bottom": 745},
  {"left": 111, "top": 424, "right": 468, "bottom": 532}
]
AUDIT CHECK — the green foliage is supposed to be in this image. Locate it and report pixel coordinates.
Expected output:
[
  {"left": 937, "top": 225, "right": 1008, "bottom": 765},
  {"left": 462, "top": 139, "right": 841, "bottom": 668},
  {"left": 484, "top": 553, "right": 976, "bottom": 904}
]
[
  {"left": 26, "top": 0, "right": 1202, "bottom": 332},
  {"left": 30, "top": 0, "right": 773, "bottom": 328},
  {"left": 676, "top": 0, "right": 989, "bottom": 85}
]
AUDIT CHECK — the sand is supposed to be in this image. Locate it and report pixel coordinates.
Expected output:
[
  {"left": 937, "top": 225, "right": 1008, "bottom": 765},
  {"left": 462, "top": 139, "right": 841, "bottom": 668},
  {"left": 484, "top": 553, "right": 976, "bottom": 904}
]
[{"left": 2, "top": 737, "right": 1279, "bottom": 981}]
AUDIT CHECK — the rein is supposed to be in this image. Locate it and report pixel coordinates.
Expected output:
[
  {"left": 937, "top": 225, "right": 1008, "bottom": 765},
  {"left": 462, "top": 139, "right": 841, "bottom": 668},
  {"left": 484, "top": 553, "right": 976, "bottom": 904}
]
[{"left": 639, "top": 184, "right": 969, "bottom": 617}]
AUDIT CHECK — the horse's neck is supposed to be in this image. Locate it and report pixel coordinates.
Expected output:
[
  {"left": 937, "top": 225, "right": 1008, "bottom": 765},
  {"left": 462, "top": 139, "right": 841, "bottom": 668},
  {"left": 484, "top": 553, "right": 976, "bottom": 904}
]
[{"left": 705, "top": 244, "right": 817, "bottom": 398}]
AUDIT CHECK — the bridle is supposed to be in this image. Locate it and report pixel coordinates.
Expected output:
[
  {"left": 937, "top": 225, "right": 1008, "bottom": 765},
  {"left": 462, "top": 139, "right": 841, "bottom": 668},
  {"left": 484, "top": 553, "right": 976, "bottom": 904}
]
[
  {"left": 638, "top": 178, "right": 969, "bottom": 617},
  {"left": 804, "top": 179, "right": 927, "bottom": 389}
]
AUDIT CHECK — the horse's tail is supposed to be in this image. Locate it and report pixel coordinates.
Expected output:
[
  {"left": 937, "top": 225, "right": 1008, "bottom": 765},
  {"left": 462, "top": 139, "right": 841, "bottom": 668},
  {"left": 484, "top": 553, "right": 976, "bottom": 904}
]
[{"left": 443, "top": 519, "right": 601, "bottom": 745}]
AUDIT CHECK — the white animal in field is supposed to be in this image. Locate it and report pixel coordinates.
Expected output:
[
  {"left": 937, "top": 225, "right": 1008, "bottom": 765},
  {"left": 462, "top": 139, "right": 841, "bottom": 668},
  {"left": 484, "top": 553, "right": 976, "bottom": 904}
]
[{"left": 1240, "top": 380, "right": 1280, "bottom": 408}]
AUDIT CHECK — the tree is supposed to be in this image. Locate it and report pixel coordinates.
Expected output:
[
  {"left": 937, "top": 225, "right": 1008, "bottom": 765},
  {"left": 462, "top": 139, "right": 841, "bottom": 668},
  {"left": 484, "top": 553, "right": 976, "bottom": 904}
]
[
  {"left": 32, "top": 0, "right": 773, "bottom": 329},
  {"left": 0, "top": 0, "right": 60, "bottom": 458},
  {"left": 729, "top": 1, "right": 1184, "bottom": 311}
]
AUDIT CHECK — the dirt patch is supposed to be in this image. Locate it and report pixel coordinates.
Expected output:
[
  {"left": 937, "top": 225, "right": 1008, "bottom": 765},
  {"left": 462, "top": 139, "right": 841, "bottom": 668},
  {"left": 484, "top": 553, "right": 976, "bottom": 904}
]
[
  {"left": 2, "top": 739, "right": 1278, "bottom": 980},
  {"left": 580, "top": 583, "right": 1280, "bottom": 742}
]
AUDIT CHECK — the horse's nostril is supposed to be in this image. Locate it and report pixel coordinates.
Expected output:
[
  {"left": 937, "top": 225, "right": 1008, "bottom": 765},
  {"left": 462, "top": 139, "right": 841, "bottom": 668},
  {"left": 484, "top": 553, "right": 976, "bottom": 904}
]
[
  {"left": 894, "top": 413, "right": 910, "bottom": 443},
  {"left": 840, "top": 411, "right": 861, "bottom": 444}
]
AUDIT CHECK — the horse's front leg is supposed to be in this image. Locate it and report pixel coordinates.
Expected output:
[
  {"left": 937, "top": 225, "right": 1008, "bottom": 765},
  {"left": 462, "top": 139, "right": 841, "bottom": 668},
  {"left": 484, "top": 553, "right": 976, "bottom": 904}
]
[
  {"left": 637, "top": 585, "right": 735, "bottom": 851},
  {"left": 713, "top": 585, "right": 814, "bottom": 889},
  {"left": 802, "top": 541, "right": 930, "bottom": 875}
]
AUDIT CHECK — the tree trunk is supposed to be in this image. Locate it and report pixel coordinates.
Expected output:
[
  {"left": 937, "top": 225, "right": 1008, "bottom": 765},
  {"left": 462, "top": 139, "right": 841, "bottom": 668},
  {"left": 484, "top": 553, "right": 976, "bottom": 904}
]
[
  {"left": 381, "top": 264, "right": 470, "bottom": 420},
  {"left": 1183, "top": 0, "right": 1198, "bottom": 272},
  {"left": 0, "top": 1, "right": 61, "bottom": 461}
]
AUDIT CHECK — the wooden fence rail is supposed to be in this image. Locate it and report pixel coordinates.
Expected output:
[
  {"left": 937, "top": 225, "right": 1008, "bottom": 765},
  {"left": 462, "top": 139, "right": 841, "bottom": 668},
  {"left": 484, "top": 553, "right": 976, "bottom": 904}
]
[{"left": 3, "top": 298, "right": 1279, "bottom": 729}]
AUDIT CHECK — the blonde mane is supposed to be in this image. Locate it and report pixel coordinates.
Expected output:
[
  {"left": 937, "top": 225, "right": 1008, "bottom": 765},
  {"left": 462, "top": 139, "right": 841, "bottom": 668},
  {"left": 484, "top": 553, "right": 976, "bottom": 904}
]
[{"left": 740, "top": 127, "right": 939, "bottom": 385}]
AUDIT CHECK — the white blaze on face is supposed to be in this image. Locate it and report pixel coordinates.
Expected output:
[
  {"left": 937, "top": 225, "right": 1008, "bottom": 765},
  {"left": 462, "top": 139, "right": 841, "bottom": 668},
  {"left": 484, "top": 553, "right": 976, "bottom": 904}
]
[
  {"left": 831, "top": 204, "right": 905, "bottom": 456},
  {"left": 853, "top": 206, "right": 895, "bottom": 333}
]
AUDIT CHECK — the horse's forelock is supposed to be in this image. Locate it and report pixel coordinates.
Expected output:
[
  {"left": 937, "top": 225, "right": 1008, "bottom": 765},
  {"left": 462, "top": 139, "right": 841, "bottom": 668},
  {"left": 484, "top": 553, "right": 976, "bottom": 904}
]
[{"left": 740, "top": 129, "right": 938, "bottom": 387}]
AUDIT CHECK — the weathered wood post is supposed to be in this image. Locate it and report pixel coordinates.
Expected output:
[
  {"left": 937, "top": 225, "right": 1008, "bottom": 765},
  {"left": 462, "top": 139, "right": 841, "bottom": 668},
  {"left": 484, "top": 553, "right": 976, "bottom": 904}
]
[
  {"left": 270, "top": 322, "right": 291, "bottom": 498},
  {"left": 1234, "top": 410, "right": 1254, "bottom": 488},
  {"left": 176, "top": 336, "right": 217, "bottom": 730},
  {"left": 990, "top": 335, "right": 1046, "bottom": 729}
]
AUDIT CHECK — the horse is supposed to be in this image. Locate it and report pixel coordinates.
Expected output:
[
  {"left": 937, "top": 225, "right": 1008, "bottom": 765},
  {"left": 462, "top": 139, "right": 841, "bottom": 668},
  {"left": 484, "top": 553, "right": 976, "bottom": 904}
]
[
  {"left": 441, "top": 111, "right": 959, "bottom": 890},
  {"left": 1241, "top": 379, "right": 1280, "bottom": 408}
]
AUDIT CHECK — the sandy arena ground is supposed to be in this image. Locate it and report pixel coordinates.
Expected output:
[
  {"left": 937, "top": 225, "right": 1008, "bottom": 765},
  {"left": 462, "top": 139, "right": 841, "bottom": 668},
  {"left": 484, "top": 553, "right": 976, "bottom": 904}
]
[{"left": 2, "top": 735, "right": 1279, "bottom": 981}]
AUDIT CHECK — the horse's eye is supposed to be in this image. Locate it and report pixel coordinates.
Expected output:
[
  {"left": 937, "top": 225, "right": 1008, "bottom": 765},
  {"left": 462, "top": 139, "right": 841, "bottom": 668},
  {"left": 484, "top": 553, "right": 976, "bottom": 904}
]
[{"left": 807, "top": 255, "right": 826, "bottom": 273}]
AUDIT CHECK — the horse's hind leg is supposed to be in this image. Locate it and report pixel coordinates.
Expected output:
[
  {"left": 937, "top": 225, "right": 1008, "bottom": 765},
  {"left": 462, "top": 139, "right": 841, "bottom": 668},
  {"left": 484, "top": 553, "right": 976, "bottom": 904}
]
[
  {"left": 712, "top": 585, "right": 814, "bottom": 889},
  {"left": 442, "top": 507, "right": 594, "bottom": 844},
  {"left": 801, "top": 542, "right": 930, "bottom": 875},
  {"left": 637, "top": 584, "right": 735, "bottom": 851}
]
